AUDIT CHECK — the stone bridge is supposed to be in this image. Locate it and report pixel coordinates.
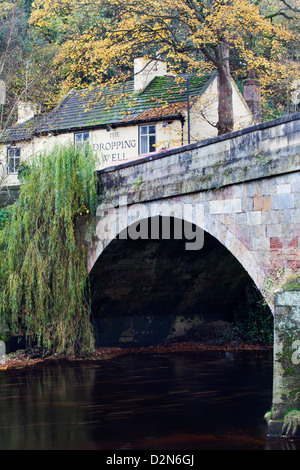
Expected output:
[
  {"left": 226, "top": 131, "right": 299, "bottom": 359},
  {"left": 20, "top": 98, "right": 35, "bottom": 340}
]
[{"left": 86, "top": 112, "right": 300, "bottom": 437}]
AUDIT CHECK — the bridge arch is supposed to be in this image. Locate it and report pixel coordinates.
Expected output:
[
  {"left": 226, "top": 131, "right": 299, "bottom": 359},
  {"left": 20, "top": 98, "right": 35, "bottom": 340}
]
[{"left": 87, "top": 197, "right": 268, "bottom": 307}]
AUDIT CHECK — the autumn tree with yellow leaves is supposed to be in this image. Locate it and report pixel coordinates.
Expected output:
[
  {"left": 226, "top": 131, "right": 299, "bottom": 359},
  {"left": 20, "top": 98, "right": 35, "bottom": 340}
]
[{"left": 30, "top": 0, "right": 300, "bottom": 134}]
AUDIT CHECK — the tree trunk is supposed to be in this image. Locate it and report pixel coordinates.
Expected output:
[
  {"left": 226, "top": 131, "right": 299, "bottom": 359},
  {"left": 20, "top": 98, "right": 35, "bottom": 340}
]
[{"left": 216, "top": 42, "right": 234, "bottom": 136}]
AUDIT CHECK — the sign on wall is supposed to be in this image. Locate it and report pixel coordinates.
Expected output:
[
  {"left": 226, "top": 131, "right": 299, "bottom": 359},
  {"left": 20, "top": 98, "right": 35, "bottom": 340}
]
[{"left": 93, "top": 130, "right": 137, "bottom": 167}]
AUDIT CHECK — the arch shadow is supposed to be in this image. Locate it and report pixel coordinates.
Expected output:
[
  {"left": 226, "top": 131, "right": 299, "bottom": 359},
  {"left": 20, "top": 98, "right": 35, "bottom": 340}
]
[
  {"left": 88, "top": 200, "right": 268, "bottom": 301},
  {"left": 88, "top": 212, "right": 272, "bottom": 347}
]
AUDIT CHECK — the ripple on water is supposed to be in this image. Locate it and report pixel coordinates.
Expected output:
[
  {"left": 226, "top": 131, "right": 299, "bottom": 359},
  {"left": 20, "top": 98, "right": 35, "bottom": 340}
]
[{"left": 0, "top": 350, "right": 281, "bottom": 450}]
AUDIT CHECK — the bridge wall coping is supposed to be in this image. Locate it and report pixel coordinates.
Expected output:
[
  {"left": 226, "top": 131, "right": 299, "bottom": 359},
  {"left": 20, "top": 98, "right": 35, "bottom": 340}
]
[
  {"left": 99, "top": 112, "right": 300, "bottom": 174},
  {"left": 97, "top": 113, "right": 300, "bottom": 207}
]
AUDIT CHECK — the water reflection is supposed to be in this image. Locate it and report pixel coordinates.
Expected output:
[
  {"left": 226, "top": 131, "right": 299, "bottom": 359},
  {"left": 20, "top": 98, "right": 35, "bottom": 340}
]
[{"left": 0, "top": 349, "right": 297, "bottom": 450}]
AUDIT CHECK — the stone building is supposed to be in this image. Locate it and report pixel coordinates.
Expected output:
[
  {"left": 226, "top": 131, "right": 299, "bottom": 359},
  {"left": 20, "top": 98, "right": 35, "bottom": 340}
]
[{"left": 0, "top": 57, "right": 257, "bottom": 186}]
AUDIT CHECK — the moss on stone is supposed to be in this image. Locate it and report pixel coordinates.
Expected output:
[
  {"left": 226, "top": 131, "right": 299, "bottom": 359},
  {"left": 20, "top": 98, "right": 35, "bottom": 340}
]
[{"left": 283, "top": 276, "right": 300, "bottom": 292}]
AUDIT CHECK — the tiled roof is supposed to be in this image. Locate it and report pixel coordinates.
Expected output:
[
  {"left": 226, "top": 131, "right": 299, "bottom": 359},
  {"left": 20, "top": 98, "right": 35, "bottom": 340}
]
[
  {"left": 0, "top": 72, "right": 215, "bottom": 144},
  {"left": 0, "top": 113, "right": 48, "bottom": 144}
]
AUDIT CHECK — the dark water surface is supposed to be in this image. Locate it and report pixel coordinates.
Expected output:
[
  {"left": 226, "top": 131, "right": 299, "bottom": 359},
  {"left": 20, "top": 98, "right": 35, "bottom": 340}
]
[{"left": 0, "top": 349, "right": 297, "bottom": 450}]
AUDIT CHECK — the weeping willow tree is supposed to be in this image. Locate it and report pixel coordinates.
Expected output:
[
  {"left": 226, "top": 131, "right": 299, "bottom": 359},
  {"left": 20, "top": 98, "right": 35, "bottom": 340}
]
[{"left": 0, "top": 144, "right": 98, "bottom": 356}]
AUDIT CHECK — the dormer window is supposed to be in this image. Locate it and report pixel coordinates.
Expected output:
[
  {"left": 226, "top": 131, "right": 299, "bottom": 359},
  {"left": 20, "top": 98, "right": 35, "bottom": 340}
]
[{"left": 7, "top": 147, "right": 20, "bottom": 174}]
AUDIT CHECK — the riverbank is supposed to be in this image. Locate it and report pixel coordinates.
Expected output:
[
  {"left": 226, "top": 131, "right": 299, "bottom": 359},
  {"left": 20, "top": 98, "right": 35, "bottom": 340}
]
[
  {"left": 0, "top": 340, "right": 272, "bottom": 371},
  {"left": 0, "top": 320, "right": 273, "bottom": 371}
]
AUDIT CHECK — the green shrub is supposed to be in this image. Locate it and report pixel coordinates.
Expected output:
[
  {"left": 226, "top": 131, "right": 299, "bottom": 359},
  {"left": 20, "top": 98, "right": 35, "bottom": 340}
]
[{"left": 0, "top": 205, "right": 14, "bottom": 232}]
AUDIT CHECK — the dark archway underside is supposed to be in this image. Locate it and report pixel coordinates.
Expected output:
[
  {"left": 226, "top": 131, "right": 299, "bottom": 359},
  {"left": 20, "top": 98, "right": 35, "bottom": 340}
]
[{"left": 90, "top": 217, "right": 260, "bottom": 346}]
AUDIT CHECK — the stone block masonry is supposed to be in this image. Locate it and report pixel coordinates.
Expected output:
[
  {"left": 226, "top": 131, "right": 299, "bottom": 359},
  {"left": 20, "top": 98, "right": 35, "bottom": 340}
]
[
  {"left": 268, "top": 289, "right": 300, "bottom": 437},
  {"left": 92, "top": 113, "right": 300, "bottom": 302},
  {"left": 87, "top": 113, "right": 300, "bottom": 435}
]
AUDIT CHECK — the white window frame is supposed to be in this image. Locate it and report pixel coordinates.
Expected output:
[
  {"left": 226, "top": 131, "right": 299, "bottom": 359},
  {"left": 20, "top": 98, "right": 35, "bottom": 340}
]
[
  {"left": 74, "top": 131, "right": 90, "bottom": 152},
  {"left": 139, "top": 124, "right": 156, "bottom": 155},
  {"left": 7, "top": 147, "right": 20, "bottom": 175}
]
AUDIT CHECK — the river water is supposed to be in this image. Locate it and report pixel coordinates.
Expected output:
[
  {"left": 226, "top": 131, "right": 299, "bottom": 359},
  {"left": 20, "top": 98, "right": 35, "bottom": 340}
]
[{"left": 0, "top": 349, "right": 298, "bottom": 450}]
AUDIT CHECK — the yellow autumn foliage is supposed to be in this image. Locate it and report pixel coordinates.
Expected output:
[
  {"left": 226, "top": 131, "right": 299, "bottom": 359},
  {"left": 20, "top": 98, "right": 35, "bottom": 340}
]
[{"left": 29, "top": 0, "right": 300, "bottom": 123}]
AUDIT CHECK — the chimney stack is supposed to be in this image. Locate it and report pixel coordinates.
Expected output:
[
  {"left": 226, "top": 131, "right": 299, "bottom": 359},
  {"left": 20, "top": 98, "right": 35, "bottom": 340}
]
[
  {"left": 134, "top": 54, "right": 167, "bottom": 93},
  {"left": 243, "top": 70, "right": 261, "bottom": 123},
  {"left": 17, "top": 100, "right": 41, "bottom": 124}
]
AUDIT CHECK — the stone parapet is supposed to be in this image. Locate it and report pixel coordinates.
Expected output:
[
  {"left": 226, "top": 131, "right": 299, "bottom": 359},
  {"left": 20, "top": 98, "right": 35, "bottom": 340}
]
[{"left": 97, "top": 113, "right": 300, "bottom": 207}]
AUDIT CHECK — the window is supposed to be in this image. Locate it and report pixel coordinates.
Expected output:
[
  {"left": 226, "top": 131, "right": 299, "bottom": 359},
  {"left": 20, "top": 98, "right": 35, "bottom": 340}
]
[
  {"left": 139, "top": 125, "right": 156, "bottom": 155},
  {"left": 74, "top": 132, "right": 90, "bottom": 152},
  {"left": 7, "top": 147, "right": 20, "bottom": 175}
]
